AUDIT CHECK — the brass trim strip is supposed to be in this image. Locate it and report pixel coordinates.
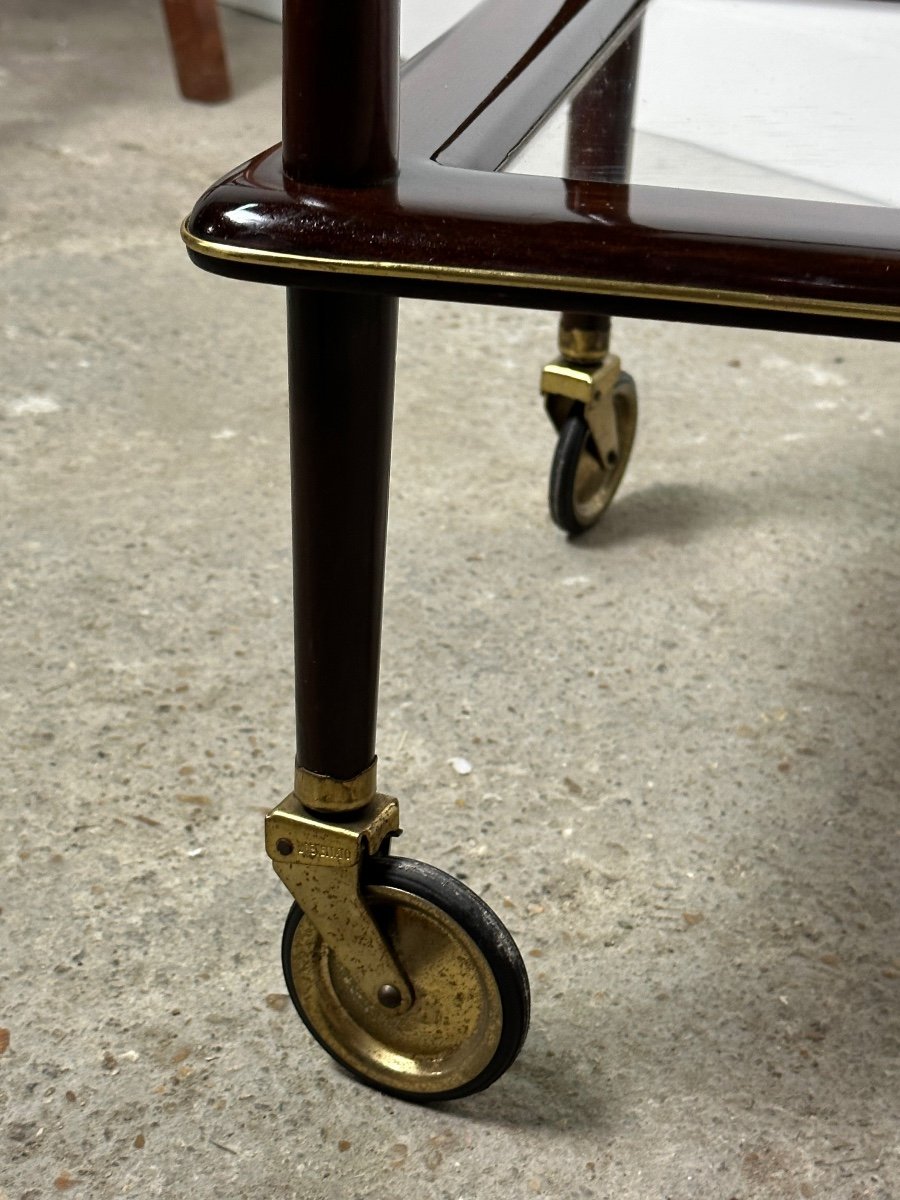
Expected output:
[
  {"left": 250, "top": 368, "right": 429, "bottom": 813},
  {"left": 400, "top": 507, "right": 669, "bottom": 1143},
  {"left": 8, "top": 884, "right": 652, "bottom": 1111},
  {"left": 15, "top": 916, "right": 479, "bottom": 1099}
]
[{"left": 182, "top": 220, "right": 900, "bottom": 324}]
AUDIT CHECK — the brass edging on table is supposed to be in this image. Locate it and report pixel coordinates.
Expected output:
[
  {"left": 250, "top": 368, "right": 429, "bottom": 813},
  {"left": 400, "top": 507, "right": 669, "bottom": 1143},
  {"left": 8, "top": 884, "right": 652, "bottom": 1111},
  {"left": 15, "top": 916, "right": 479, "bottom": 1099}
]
[{"left": 181, "top": 220, "right": 900, "bottom": 324}]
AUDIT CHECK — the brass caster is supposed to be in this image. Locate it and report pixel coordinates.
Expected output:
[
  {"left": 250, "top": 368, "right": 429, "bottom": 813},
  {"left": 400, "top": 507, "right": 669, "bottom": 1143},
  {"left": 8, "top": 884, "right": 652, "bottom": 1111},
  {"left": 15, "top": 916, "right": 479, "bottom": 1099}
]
[
  {"left": 546, "top": 367, "right": 637, "bottom": 535},
  {"left": 282, "top": 856, "right": 530, "bottom": 1102}
]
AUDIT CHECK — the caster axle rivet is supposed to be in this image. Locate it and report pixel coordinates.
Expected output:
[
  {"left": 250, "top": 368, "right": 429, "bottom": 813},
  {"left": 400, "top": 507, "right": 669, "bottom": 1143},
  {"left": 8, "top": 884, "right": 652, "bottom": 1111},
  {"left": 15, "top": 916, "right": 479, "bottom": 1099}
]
[
  {"left": 377, "top": 984, "right": 402, "bottom": 1009},
  {"left": 275, "top": 837, "right": 294, "bottom": 857}
]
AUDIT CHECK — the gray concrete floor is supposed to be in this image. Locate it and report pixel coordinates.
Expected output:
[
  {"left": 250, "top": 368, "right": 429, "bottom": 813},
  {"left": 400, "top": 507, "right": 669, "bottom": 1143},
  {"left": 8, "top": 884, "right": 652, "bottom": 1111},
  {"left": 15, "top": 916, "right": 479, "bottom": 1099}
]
[{"left": 2, "top": 3, "right": 899, "bottom": 1198}]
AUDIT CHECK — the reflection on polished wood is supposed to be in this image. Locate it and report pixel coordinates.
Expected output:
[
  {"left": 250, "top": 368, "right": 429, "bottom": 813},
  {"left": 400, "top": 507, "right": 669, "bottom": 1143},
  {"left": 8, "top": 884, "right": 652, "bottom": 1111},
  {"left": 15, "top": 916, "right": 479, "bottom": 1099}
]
[{"left": 184, "top": 0, "right": 900, "bottom": 337}]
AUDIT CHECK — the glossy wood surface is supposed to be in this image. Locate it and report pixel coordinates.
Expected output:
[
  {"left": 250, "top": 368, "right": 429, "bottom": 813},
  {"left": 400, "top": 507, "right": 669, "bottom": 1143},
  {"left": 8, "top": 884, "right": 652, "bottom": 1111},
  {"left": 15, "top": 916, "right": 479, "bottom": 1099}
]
[
  {"left": 283, "top": 0, "right": 398, "bottom": 185},
  {"left": 559, "top": 23, "right": 642, "bottom": 348},
  {"left": 187, "top": 146, "right": 900, "bottom": 333},
  {"left": 185, "top": 0, "right": 900, "bottom": 338},
  {"left": 288, "top": 290, "right": 397, "bottom": 779},
  {"left": 565, "top": 23, "right": 641, "bottom": 183},
  {"left": 283, "top": 0, "right": 400, "bottom": 780},
  {"left": 402, "top": 0, "right": 642, "bottom": 169}
]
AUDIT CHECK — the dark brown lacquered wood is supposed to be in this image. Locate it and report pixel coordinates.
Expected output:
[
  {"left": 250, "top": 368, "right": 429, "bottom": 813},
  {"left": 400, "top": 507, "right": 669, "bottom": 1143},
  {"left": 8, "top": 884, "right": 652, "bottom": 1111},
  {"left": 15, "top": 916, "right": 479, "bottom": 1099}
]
[
  {"left": 283, "top": 0, "right": 399, "bottom": 185},
  {"left": 560, "top": 22, "right": 643, "bottom": 355},
  {"left": 282, "top": 0, "right": 400, "bottom": 781},
  {"left": 189, "top": 246, "right": 900, "bottom": 343},
  {"left": 402, "top": 0, "right": 643, "bottom": 169},
  {"left": 185, "top": 0, "right": 900, "bottom": 342},
  {"left": 287, "top": 289, "right": 397, "bottom": 779},
  {"left": 565, "top": 23, "right": 642, "bottom": 184},
  {"left": 185, "top": 146, "right": 900, "bottom": 337},
  {"left": 161, "top": 0, "right": 230, "bottom": 103}
]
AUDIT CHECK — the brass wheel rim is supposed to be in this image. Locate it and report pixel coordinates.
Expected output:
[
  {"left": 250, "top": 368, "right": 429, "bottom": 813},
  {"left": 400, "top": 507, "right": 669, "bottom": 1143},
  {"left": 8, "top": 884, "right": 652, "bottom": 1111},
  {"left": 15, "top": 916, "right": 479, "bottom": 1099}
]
[
  {"left": 572, "top": 435, "right": 613, "bottom": 525},
  {"left": 291, "top": 884, "right": 503, "bottom": 1095},
  {"left": 573, "top": 385, "right": 636, "bottom": 527}
]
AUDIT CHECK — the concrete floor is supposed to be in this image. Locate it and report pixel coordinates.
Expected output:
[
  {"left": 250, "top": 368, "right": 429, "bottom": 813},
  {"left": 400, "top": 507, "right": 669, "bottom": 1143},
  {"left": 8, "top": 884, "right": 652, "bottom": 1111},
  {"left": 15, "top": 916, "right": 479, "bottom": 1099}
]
[{"left": 2, "top": 3, "right": 899, "bottom": 1198}]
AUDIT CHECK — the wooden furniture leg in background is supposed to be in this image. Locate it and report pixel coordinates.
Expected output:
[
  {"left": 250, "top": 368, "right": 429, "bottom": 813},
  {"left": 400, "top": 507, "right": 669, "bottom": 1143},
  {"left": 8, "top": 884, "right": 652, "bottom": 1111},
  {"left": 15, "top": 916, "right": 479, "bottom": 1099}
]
[{"left": 161, "top": 0, "right": 231, "bottom": 102}]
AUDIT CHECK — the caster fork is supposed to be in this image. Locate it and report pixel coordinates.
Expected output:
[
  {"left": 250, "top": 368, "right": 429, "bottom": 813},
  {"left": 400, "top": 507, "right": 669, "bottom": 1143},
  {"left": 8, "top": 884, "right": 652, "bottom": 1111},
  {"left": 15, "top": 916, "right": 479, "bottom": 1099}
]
[{"left": 265, "top": 760, "right": 414, "bottom": 1013}]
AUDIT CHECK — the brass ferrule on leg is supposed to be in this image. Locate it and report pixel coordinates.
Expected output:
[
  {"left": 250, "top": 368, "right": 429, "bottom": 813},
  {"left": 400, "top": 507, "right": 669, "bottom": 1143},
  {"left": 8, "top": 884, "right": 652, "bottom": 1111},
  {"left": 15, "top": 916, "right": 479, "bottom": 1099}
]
[
  {"left": 558, "top": 315, "right": 610, "bottom": 365},
  {"left": 294, "top": 758, "right": 377, "bottom": 815}
]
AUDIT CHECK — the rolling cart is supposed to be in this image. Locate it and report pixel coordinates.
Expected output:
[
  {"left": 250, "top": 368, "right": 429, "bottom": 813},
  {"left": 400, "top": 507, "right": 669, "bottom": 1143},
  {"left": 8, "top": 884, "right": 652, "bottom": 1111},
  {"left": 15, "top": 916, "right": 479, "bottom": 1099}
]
[{"left": 182, "top": 0, "right": 900, "bottom": 1100}]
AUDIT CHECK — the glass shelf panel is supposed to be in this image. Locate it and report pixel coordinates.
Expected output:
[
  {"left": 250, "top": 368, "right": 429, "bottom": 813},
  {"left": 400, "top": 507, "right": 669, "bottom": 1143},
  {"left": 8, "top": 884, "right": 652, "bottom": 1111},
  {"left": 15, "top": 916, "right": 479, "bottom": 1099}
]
[{"left": 503, "top": 0, "right": 900, "bottom": 207}]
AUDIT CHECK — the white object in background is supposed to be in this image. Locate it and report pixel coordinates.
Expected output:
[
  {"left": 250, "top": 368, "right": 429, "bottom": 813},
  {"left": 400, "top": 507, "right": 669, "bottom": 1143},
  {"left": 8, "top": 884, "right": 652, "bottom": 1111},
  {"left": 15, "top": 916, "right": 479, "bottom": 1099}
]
[
  {"left": 218, "top": 0, "right": 481, "bottom": 58},
  {"left": 218, "top": 0, "right": 900, "bottom": 205},
  {"left": 636, "top": 0, "right": 900, "bottom": 206},
  {"left": 400, "top": 0, "right": 480, "bottom": 57},
  {"left": 219, "top": 0, "right": 280, "bottom": 20}
]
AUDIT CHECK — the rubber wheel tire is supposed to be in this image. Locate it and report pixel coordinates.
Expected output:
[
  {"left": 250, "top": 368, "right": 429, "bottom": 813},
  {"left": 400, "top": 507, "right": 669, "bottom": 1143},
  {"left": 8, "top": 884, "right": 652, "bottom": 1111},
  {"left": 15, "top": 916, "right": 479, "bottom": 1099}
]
[
  {"left": 281, "top": 855, "right": 530, "bottom": 1103},
  {"left": 549, "top": 371, "right": 637, "bottom": 534}
]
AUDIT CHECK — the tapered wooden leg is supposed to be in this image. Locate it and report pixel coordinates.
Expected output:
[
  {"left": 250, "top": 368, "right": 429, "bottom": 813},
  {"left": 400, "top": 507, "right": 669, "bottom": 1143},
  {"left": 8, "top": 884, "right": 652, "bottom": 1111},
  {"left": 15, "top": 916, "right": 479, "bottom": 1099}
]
[
  {"left": 161, "top": 0, "right": 231, "bottom": 103},
  {"left": 559, "top": 23, "right": 643, "bottom": 355},
  {"left": 286, "top": 287, "right": 398, "bottom": 782},
  {"left": 281, "top": 1, "right": 399, "bottom": 790},
  {"left": 267, "top": 2, "right": 529, "bottom": 1106}
]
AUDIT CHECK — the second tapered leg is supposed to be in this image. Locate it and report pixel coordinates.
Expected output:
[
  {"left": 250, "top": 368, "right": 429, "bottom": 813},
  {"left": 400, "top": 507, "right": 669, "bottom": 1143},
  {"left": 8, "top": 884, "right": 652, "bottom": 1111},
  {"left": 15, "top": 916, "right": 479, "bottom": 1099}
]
[
  {"left": 287, "top": 286, "right": 396, "bottom": 799},
  {"left": 544, "top": 25, "right": 643, "bottom": 534}
]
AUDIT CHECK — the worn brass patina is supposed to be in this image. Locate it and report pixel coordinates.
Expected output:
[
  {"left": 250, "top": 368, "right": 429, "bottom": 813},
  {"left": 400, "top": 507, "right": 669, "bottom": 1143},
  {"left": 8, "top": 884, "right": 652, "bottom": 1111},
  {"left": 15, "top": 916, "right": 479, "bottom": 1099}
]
[
  {"left": 558, "top": 321, "right": 610, "bottom": 364},
  {"left": 294, "top": 759, "right": 377, "bottom": 815},
  {"left": 266, "top": 790, "right": 414, "bottom": 1012},
  {"left": 289, "top": 883, "right": 503, "bottom": 1095},
  {"left": 542, "top": 351, "right": 623, "bottom": 468}
]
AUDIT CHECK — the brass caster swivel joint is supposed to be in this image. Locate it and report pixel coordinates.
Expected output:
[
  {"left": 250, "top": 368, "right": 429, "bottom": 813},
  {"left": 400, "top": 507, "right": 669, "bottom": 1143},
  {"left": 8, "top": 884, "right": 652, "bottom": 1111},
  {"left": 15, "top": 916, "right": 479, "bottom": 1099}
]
[
  {"left": 266, "top": 760, "right": 530, "bottom": 1101},
  {"left": 542, "top": 319, "right": 638, "bottom": 534},
  {"left": 266, "top": 783, "right": 414, "bottom": 1014}
]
